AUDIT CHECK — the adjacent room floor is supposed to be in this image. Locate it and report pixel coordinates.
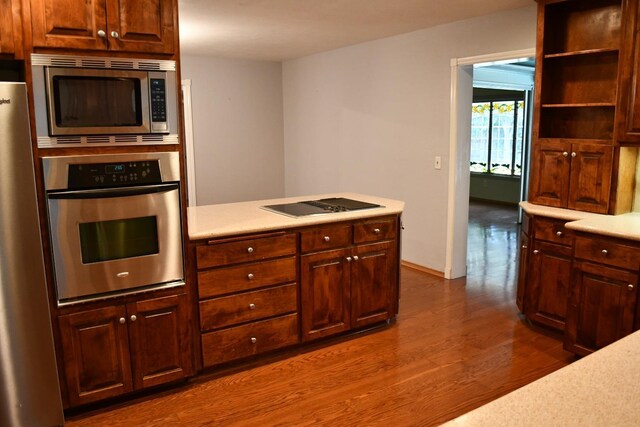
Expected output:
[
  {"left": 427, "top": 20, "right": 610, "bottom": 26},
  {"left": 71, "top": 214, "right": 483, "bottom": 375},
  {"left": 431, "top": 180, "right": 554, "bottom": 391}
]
[{"left": 66, "top": 201, "right": 573, "bottom": 426}]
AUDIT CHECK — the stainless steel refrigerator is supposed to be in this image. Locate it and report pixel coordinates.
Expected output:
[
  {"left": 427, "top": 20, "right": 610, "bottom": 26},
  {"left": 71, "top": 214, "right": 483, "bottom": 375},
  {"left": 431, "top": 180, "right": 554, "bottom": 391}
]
[{"left": 0, "top": 82, "right": 65, "bottom": 426}]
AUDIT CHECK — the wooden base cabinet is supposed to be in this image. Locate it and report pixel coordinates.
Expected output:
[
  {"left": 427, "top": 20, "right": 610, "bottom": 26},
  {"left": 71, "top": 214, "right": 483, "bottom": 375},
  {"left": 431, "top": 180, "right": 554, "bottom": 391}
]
[{"left": 58, "top": 294, "right": 192, "bottom": 407}]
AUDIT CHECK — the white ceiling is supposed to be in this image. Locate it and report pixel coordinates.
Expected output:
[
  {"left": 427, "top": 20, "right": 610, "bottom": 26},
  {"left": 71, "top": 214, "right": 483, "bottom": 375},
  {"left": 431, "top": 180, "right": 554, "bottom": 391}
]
[{"left": 178, "top": 0, "right": 533, "bottom": 62}]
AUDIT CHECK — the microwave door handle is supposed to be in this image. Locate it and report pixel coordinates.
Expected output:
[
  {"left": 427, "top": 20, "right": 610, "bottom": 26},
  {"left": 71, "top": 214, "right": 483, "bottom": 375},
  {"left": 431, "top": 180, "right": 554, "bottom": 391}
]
[{"left": 47, "top": 183, "right": 179, "bottom": 200}]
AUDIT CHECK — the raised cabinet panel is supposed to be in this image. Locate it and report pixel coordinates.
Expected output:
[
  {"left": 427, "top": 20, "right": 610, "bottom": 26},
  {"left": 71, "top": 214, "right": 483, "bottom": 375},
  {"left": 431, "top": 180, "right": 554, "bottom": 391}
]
[
  {"left": 351, "top": 241, "right": 395, "bottom": 328},
  {"left": 58, "top": 306, "right": 133, "bottom": 407},
  {"left": 30, "top": 0, "right": 108, "bottom": 50},
  {"left": 0, "top": 0, "right": 14, "bottom": 54},
  {"left": 565, "top": 262, "right": 638, "bottom": 356},
  {"left": 300, "top": 248, "right": 351, "bottom": 341},
  {"left": 568, "top": 144, "right": 612, "bottom": 213},
  {"left": 128, "top": 294, "right": 193, "bottom": 390},
  {"left": 106, "top": 0, "right": 175, "bottom": 53},
  {"left": 528, "top": 141, "right": 571, "bottom": 208},
  {"left": 526, "top": 240, "right": 573, "bottom": 331},
  {"left": 516, "top": 231, "right": 530, "bottom": 313}
]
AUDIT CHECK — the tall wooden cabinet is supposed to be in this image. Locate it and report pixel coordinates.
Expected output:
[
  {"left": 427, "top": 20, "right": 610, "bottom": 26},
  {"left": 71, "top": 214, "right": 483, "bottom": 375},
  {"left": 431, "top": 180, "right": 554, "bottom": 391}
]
[
  {"left": 617, "top": 0, "right": 640, "bottom": 142},
  {"left": 29, "top": 0, "right": 176, "bottom": 54},
  {"left": 0, "top": 0, "right": 15, "bottom": 55}
]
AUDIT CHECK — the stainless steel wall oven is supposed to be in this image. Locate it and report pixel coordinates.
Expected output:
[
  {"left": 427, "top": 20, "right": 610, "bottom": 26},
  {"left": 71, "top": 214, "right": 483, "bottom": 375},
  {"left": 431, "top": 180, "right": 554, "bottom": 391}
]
[{"left": 43, "top": 152, "right": 184, "bottom": 305}]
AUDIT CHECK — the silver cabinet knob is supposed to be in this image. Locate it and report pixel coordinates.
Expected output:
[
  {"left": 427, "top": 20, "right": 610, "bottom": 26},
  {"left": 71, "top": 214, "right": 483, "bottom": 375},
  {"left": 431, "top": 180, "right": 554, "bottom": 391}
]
[
  {"left": 119, "top": 317, "right": 126, "bottom": 324},
  {"left": 346, "top": 256, "right": 352, "bottom": 262},
  {"left": 353, "top": 255, "right": 359, "bottom": 261},
  {"left": 533, "top": 250, "right": 539, "bottom": 254},
  {"left": 323, "top": 236, "right": 330, "bottom": 242},
  {"left": 247, "top": 273, "right": 254, "bottom": 280},
  {"left": 110, "top": 30, "right": 120, "bottom": 39},
  {"left": 247, "top": 247, "right": 254, "bottom": 253},
  {"left": 250, "top": 337, "right": 257, "bottom": 344},
  {"left": 602, "top": 249, "right": 608, "bottom": 255},
  {"left": 571, "top": 152, "right": 577, "bottom": 158},
  {"left": 249, "top": 303, "right": 256, "bottom": 310},
  {"left": 629, "top": 284, "right": 635, "bottom": 291},
  {"left": 556, "top": 231, "right": 563, "bottom": 237},
  {"left": 563, "top": 152, "right": 569, "bottom": 157},
  {"left": 374, "top": 228, "right": 381, "bottom": 234},
  {"left": 130, "top": 315, "right": 137, "bottom": 322},
  {"left": 98, "top": 29, "right": 106, "bottom": 37}
]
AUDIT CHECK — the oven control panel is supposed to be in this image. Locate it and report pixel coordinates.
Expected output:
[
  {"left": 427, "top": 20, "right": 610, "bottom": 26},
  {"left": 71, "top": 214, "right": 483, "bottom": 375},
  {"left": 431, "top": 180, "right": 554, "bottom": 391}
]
[{"left": 68, "top": 160, "right": 163, "bottom": 189}]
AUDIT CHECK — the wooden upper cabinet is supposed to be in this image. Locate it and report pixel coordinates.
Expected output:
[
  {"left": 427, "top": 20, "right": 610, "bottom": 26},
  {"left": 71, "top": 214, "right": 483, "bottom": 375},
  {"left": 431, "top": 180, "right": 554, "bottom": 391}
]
[
  {"left": 29, "top": 0, "right": 176, "bottom": 54},
  {"left": 616, "top": 0, "right": 640, "bottom": 143},
  {"left": 529, "top": 140, "right": 572, "bottom": 208},
  {"left": 568, "top": 144, "right": 613, "bottom": 213},
  {"left": 0, "top": 0, "right": 15, "bottom": 55}
]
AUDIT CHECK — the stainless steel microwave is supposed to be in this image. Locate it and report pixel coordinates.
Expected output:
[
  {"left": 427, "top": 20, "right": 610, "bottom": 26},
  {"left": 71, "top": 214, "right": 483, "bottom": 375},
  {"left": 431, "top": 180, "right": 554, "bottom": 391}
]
[{"left": 31, "top": 53, "right": 179, "bottom": 148}]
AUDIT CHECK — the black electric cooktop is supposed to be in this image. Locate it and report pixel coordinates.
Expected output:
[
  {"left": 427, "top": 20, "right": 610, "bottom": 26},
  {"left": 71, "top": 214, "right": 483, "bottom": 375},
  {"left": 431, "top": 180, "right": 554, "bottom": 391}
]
[{"left": 262, "top": 197, "right": 383, "bottom": 217}]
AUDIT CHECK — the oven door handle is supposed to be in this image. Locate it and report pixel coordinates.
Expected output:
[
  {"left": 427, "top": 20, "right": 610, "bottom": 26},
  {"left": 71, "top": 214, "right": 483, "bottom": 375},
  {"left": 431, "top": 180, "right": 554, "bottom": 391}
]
[{"left": 47, "top": 183, "right": 179, "bottom": 200}]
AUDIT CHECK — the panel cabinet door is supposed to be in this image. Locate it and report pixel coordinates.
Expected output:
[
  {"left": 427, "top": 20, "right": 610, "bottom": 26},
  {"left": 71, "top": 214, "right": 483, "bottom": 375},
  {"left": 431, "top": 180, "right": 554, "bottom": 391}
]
[
  {"left": 565, "top": 261, "right": 638, "bottom": 356},
  {"left": 516, "top": 231, "right": 530, "bottom": 313},
  {"left": 30, "top": 0, "right": 109, "bottom": 50},
  {"left": 568, "top": 144, "right": 612, "bottom": 214},
  {"left": 525, "top": 240, "right": 573, "bottom": 331},
  {"left": 58, "top": 306, "right": 133, "bottom": 407},
  {"left": 127, "top": 294, "right": 193, "bottom": 389},
  {"left": 351, "top": 241, "right": 395, "bottom": 329},
  {"left": 105, "top": 0, "right": 175, "bottom": 54},
  {"left": 0, "top": 0, "right": 14, "bottom": 54},
  {"left": 617, "top": 0, "right": 640, "bottom": 143},
  {"left": 300, "top": 248, "right": 351, "bottom": 341},
  {"left": 528, "top": 140, "right": 571, "bottom": 208}
]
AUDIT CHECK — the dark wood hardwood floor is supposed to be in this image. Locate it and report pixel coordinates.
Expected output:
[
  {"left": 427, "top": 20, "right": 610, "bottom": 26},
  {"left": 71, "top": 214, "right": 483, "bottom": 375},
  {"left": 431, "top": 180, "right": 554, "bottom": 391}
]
[{"left": 66, "top": 201, "right": 573, "bottom": 426}]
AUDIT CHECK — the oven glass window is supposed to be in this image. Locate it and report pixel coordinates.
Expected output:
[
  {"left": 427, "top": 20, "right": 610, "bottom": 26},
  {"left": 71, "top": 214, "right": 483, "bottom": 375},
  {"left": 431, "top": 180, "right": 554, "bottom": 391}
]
[
  {"left": 52, "top": 76, "right": 143, "bottom": 128},
  {"left": 78, "top": 216, "right": 158, "bottom": 264}
]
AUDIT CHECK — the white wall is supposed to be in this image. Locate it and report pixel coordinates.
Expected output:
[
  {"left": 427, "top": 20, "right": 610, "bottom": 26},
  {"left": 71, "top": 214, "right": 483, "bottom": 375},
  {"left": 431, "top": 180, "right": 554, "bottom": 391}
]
[
  {"left": 282, "top": 6, "right": 537, "bottom": 272},
  {"left": 181, "top": 55, "right": 285, "bottom": 205}
]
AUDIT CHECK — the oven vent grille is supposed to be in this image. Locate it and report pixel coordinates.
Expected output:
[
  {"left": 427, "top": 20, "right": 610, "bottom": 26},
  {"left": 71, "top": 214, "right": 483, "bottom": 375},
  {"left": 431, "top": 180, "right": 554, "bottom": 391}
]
[
  {"left": 54, "top": 136, "right": 82, "bottom": 145},
  {"left": 31, "top": 54, "right": 176, "bottom": 71},
  {"left": 86, "top": 136, "right": 111, "bottom": 144},
  {"left": 37, "top": 134, "right": 179, "bottom": 148},
  {"left": 114, "top": 135, "right": 139, "bottom": 143},
  {"left": 141, "top": 134, "right": 168, "bottom": 143}
]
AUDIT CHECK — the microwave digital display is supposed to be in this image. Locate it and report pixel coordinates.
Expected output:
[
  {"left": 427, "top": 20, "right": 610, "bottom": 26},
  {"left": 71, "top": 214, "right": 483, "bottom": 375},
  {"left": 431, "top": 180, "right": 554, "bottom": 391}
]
[{"left": 52, "top": 76, "right": 143, "bottom": 128}]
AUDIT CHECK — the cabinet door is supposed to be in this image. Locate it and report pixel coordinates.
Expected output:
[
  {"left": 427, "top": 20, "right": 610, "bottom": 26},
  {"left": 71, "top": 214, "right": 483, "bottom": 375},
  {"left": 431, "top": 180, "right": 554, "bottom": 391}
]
[
  {"left": 528, "top": 140, "right": 571, "bottom": 208},
  {"left": 516, "top": 231, "right": 530, "bottom": 313},
  {"left": 568, "top": 144, "right": 612, "bottom": 214},
  {"left": 351, "top": 241, "right": 395, "bottom": 328},
  {"left": 30, "top": 0, "right": 109, "bottom": 50},
  {"left": 127, "top": 294, "right": 193, "bottom": 390},
  {"left": 617, "top": 0, "right": 640, "bottom": 143},
  {"left": 105, "top": 0, "right": 175, "bottom": 54},
  {"left": 525, "top": 240, "right": 573, "bottom": 331},
  {"left": 0, "top": 0, "right": 14, "bottom": 55},
  {"left": 300, "top": 248, "right": 351, "bottom": 341},
  {"left": 58, "top": 306, "right": 133, "bottom": 407},
  {"left": 565, "top": 262, "right": 638, "bottom": 356}
]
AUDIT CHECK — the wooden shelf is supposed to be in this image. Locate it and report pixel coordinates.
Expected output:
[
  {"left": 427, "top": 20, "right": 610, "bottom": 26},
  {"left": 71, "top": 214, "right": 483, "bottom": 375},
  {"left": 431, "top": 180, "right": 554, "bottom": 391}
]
[
  {"left": 544, "top": 48, "right": 619, "bottom": 59},
  {"left": 542, "top": 103, "right": 616, "bottom": 108},
  {"left": 538, "top": 137, "right": 613, "bottom": 145}
]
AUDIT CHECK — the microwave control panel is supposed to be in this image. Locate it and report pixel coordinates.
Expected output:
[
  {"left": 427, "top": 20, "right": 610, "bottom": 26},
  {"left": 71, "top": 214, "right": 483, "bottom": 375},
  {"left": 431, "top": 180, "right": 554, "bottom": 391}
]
[
  {"left": 150, "top": 76, "right": 168, "bottom": 132},
  {"left": 67, "top": 160, "right": 163, "bottom": 189}
]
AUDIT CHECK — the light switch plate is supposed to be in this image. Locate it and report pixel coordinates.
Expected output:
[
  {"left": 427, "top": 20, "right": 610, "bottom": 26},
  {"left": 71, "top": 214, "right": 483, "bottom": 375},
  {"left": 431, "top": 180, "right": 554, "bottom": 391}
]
[{"left": 435, "top": 156, "right": 442, "bottom": 170}]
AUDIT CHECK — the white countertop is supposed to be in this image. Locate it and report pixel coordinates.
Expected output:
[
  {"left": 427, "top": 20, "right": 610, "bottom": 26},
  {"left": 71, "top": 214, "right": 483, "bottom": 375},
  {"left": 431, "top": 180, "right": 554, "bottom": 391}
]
[
  {"left": 520, "top": 202, "right": 640, "bottom": 241},
  {"left": 443, "top": 330, "right": 640, "bottom": 426},
  {"left": 187, "top": 193, "right": 404, "bottom": 240}
]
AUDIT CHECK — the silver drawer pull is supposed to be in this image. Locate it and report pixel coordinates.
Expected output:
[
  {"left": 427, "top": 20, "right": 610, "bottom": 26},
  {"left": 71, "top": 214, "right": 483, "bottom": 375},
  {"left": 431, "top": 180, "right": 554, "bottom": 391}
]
[
  {"left": 119, "top": 317, "right": 126, "bottom": 324},
  {"left": 250, "top": 337, "right": 257, "bottom": 344},
  {"left": 353, "top": 256, "right": 359, "bottom": 261},
  {"left": 323, "top": 236, "right": 330, "bottom": 242},
  {"left": 249, "top": 303, "right": 256, "bottom": 310},
  {"left": 602, "top": 249, "right": 608, "bottom": 255},
  {"left": 116, "top": 271, "right": 129, "bottom": 278},
  {"left": 247, "top": 273, "right": 254, "bottom": 280},
  {"left": 628, "top": 284, "right": 635, "bottom": 291},
  {"left": 556, "top": 231, "right": 563, "bottom": 237},
  {"left": 374, "top": 228, "right": 381, "bottom": 234},
  {"left": 247, "top": 246, "right": 254, "bottom": 253},
  {"left": 533, "top": 250, "right": 539, "bottom": 254},
  {"left": 346, "top": 256, "right": 352, "bottom": 262}
]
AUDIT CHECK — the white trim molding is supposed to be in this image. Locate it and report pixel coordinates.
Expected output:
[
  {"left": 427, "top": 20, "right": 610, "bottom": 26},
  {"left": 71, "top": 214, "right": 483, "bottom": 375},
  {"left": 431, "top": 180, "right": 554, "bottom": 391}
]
[{"left": 181, "top": 79, "right": 198, "bottom": 207}]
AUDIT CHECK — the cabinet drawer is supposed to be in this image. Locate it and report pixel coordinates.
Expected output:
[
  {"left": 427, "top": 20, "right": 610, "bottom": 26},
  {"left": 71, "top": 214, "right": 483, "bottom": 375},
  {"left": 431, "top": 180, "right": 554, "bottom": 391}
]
[
  {"left": 574, "top": 236, "right": 640, "bottom": 270},
  {"left": 353, "top": 218, "right": 397, "bottom": 244},
  {"left": 200, "top": 284, "right": 297, "bottom": 331},
  {"left": 534, "top": 217, "right": 572, "bottom": 246},
  {"left": 300, "top": 224, "right": 352, "bottom": 253},
  {"left": 198, "top": 256, "right": 296, "bottom": 299},
  {"left": 201, "top": 314, "right": 299, "bottom": 367},
  {"left": 196, "top": 233, "right": 297, "bottom": 269}
]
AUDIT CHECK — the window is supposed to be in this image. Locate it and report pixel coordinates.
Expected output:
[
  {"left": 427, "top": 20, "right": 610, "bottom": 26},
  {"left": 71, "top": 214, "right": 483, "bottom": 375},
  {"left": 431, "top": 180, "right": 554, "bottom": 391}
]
[{"left": 470, "top": 92, "right": 526, "bottom": 176}]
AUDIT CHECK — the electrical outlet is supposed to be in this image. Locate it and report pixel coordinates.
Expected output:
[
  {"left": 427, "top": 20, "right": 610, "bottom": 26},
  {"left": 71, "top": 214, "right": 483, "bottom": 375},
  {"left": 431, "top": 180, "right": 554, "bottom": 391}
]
[{"left": 435, "top": 156, "right": 442, "bottom": 170}]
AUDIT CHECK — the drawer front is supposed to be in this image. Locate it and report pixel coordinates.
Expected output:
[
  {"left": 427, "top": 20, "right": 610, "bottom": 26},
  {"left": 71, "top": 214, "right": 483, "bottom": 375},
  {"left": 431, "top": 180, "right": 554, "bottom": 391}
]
[
  {"left": 200, "top": 284, "right": 298, "bottom": 331},
  {"left": 198, "top": 256, "right": 296, "bottom": 299},
  {"left": 300, "top": 224, "right": 352, "bottom": 253},
  {"left": 574, "top": 236, "right": 640, "bottom": 270},
  {"left": 353, "top": 217, "right": 397, "bottom": 244},
  {"left": 196, "top": 233, "right": 297, "bottom": 269},
  {"left": 534, "top": 217, "right": 572, "bottom": 246},
  {"left": 201, "top": 314, "right": 299, "bottom": 367}
]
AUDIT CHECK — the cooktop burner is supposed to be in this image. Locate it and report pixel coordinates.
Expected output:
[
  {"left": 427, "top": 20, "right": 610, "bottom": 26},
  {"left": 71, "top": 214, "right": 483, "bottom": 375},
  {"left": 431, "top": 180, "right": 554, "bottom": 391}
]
[{"left": 262, "top": 197, "right": 383, "bottom": 217}]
